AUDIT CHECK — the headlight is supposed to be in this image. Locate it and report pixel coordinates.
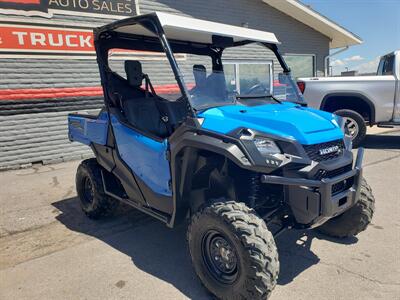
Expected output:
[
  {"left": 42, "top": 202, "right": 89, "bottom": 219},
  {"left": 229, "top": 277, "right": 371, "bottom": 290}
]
[{"left": 253, "top": 137, "right": 281, "bottom": 156}]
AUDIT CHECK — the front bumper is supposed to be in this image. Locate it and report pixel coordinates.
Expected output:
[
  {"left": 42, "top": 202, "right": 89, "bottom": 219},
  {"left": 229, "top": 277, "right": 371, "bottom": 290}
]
[{"left": 261, "top": 148, "right": 364, "bottom": 228}]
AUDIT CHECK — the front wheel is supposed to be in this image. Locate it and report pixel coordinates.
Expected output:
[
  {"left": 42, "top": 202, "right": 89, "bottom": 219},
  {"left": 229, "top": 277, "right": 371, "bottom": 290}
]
[
  {"left": 187, "top": 201, "right": 279, "bottom": 300},
  {"left": 317, "top": 178, "right": 375, "bottom": 238},
  {"left": 334, "top": 109, "right": 366, "bottom": 147}
]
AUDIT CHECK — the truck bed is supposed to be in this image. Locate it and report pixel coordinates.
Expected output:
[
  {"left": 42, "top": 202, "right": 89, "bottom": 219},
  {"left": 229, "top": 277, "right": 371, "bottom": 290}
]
[{"left": 68, "top": 110, "right": 109, "bottom": 146}]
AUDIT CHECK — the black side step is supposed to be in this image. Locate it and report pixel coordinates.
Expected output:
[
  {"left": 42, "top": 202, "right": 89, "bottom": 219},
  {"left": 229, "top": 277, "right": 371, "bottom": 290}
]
[
  {"left": 101, "top": 171, "right": 170, "bottom": 224},
  {"left": 377, "top": 122, "right": 400, "bottom": 128}
]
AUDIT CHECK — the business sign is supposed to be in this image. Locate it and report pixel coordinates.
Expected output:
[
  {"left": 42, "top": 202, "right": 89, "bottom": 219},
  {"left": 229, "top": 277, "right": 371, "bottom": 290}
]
[
  {"left": 0, "top": 0, "right": 48, "bottom": 14},
  {"left": 0, "top": 0, "right": 135, "bottom": 18},
  {"left": 0, "top": 23, "right": 187, "bottom": 60},
  {"left": 0, "top": 24, "right": 94, "bottom": 55}
]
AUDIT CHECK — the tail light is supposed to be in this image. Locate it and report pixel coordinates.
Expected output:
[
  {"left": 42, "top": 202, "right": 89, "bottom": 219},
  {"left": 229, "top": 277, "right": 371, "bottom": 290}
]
[{"left": 297, "top": 81, "right": 306, "bottom": 94}]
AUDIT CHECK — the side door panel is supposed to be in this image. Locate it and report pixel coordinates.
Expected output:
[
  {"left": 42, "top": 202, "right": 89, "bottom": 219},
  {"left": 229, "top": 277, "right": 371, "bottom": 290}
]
[
  {"left": 110, "top": 115, "right": 172, "bottom": 198},
  {"left": 367, "top": 76, "right": 396, "bottom": 122},
  {"left": 377, "top": 53, "right": 398, "bottom": 122},
  {"left": 394, "top": 54, "right": 400, "bottom": 121},
  {"left": 395, "top": 78, "right": 400, "bottom": 121}
]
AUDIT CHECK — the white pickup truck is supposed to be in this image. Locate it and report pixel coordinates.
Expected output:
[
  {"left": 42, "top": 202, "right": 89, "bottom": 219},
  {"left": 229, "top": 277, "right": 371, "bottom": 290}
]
[{"left": 298, "top": 50, "right": 400, "bottom": 146}]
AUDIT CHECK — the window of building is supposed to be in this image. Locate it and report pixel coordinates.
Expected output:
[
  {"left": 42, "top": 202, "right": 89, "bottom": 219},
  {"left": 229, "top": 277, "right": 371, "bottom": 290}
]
[{"left": 284, "top": 54, "right": 316, "bottom": 78}]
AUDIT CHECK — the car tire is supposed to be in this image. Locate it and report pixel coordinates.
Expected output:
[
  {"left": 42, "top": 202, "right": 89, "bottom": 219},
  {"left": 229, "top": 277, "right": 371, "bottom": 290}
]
[
  {"left": 317, "top": 178, "right": 375, "bottom": 238},
  {"left": 334, "top": 109, "right": 366, "bottom": 147},
  {"left": 187, "top": 200, "right": 279, "bottom": 300},
  {"left": 76, "top": 158, "right": 119, "bottom": 219}
]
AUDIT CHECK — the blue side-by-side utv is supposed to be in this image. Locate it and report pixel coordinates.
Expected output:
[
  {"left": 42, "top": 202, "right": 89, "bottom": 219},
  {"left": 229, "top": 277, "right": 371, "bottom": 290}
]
[{"left": 68, "top": 12, "right": 375, "bottom": 300}]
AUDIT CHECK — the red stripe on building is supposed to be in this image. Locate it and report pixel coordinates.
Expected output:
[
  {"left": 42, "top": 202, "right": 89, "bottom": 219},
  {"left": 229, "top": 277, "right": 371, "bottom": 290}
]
[
  {"left": 0, "top": 0, "right": 40, "bottom": 3},
  {"left": 0, "top": 82, "right": 287, "bottom": 101},
  {"left": 0, "top": 86, "right": 103, "bottom": 100},
  {"left": 0, "top": 84, "right": 194, "bottom": 100}
]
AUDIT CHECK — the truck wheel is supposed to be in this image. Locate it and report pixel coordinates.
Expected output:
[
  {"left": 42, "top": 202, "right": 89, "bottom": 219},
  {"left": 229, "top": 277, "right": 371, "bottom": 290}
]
[
  {"left": 334, "top": 109, "right": 366, "bottom": 147},
  {"left": 187, "top": 201, "right": 279, "bottom": 300},
  {"left": 317, "top": 178, "right": 375, "bottom": 238},
  {"left": 76, "top": 158, "right": 119, "bottom": 219}
]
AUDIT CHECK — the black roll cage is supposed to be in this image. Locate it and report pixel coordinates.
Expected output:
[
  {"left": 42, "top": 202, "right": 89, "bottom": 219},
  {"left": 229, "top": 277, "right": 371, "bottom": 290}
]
[{"left": 93, "top": 12, "right": 292, "bottom": 125}]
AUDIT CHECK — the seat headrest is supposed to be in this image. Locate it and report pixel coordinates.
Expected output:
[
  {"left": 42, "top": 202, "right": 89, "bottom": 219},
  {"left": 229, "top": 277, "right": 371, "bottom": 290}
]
[
  {"left": 193, "top": 64, "right": 207, "bottom": 88},
  {"left": 125, "top": 60, "right": 143, "bottom": 87},
  {"left": 193, "top": 64, "right": 206, "bottom": 72}
]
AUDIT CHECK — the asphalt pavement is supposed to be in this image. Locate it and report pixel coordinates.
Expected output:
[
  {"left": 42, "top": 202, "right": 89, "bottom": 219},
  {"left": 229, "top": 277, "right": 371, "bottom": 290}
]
[{"left": 0, "top": 129, "right": 399, "bottom": 300}]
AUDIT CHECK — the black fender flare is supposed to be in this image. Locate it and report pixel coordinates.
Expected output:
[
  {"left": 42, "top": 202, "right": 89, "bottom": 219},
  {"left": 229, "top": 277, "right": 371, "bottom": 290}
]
[
  {"left": 320, "top": 92, "right": 376, "bottom": 124},
  {"left": 167, "top": 127, "right": 253, "bottom": 227}
]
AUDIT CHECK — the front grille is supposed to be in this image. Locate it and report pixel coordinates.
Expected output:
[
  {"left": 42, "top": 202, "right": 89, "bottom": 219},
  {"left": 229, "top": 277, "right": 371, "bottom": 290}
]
[
  {"left": 332, "top": 177, "right": 354, "bottom": 195},
  {"left": 303, "top": 139, "right": 345, "bottom": 162},
  {"left": 313, "top": 164, "right": 354, "bottom": 195},
  {"left": 332, "top": 181, "right": 345, "bottom": 195},
  {"left": 314, "top": 164, "right": 352, "bottom": 180}
]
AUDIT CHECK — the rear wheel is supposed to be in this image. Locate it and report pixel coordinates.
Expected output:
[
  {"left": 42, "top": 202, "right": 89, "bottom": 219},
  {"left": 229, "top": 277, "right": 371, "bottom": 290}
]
[
  {"left": 334, "top": 109, "right": 366, "bottom": 147},
  {"left": 187, "top": 201, "right": 279, "bottom": 300},
  {"left": 317, "top": 178, "right": 375, "bottom": 238},
  {"left": 76, "top": 158, "right": 119, "bottom": 219}
]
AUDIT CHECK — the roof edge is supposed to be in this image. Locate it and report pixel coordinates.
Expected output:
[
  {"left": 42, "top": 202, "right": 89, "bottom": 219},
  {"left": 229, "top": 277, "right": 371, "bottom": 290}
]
[{"left": 263, "top": 0, "right": 363, "bottom": 48}]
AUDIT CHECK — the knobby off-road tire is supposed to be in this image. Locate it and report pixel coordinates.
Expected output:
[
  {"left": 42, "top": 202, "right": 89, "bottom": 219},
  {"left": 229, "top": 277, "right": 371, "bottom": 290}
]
[
  {"left": 334, "top": 109, "right": 367, "bottom": 147},
  {"left": 76, "top": 158, "right": 119, "bottom": 219},
  {"left": 318, "top": 178, "right": 375, "bottom": 238},
  {"left": 187, "top": 201, "right": 279, "bottom": 300}
]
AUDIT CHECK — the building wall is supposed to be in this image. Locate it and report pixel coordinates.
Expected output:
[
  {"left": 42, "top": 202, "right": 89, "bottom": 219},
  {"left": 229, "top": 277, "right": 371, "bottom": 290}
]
[
  {"left": 0, "top": 0, "right": 329, "bottom": 170},
  {"left": 0, "top": 13, "right": 126, "bottom": 170},
  {"left": 139, "top": 0, "right": 330, "bottom": 74}
]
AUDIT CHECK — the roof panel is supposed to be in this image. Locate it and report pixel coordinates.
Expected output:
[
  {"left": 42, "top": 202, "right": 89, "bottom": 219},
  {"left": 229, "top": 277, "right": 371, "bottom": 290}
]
[{"left": 114, "top": 12, "right": 280, "bottom": 45}]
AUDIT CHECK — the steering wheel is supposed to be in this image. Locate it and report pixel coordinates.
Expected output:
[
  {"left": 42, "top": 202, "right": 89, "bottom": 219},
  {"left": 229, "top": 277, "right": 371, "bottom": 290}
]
[{"left": 243, "top": 83, "right": 268, "bottom": 95}]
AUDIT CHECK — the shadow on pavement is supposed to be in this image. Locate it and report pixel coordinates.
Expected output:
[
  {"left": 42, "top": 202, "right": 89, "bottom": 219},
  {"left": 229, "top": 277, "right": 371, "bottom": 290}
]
[
  {"left": 362, "top": 132, "right": 400, "bottom": 149},
  {"left": 53, "top": 197, "right": 208, "bottom": 299},
  {"left": 52, "top": 197, "right": 357, "bottom": 297},
  {"left": 275, "top": 230, "right": 357, "bottom": 285}
]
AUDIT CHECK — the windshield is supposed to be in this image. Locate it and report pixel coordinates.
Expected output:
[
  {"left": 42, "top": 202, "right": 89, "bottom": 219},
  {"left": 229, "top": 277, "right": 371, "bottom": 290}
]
[
  {"left": 272, "top": 73, "right": 305, "bottom": 103},
  {"left": 177, "top": 45, "right": 305, "bottom": 110}
]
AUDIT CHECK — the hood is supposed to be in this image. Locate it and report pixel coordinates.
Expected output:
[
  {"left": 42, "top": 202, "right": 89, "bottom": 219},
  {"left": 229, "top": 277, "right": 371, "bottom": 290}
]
[{"left": 198, "top": 103, "right": 343, "bottom": 145}]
